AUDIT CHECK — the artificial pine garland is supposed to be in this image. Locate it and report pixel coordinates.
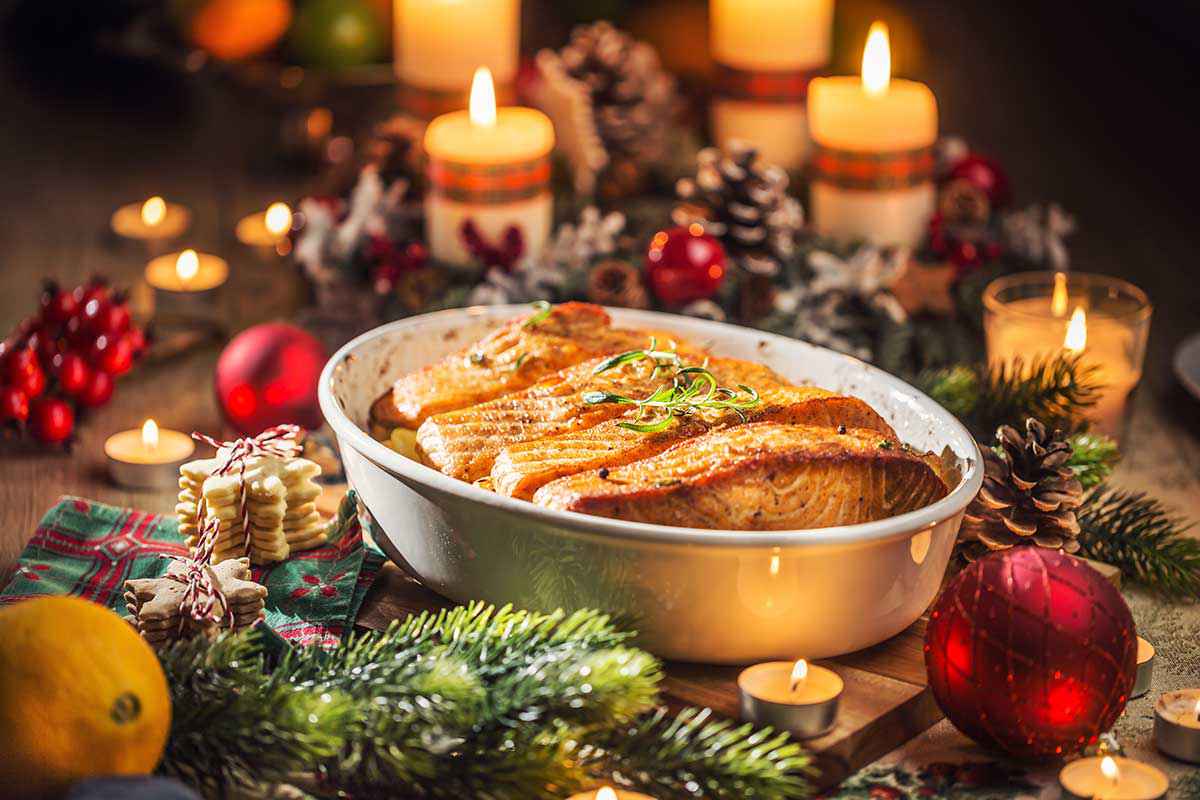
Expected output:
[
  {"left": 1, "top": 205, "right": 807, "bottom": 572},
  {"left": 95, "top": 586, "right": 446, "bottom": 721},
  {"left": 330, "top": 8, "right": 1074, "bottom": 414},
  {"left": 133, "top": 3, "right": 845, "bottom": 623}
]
[{"left": 158, "top": 604, "right": 812, "bottom": 799}]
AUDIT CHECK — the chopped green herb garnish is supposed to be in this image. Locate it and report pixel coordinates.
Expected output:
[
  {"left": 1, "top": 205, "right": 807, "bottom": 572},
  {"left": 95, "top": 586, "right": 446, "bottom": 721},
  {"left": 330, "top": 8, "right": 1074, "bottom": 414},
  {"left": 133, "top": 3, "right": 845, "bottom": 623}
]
[
  {"left": 584, "top": 362, "right": 760, "bottom": 433},
  {"left": 508, "top": 353, "right": 529, "bottom": 372},
  {"left": 523, "top": 300, "right": 553, "bottom": 328},
  {"left": 593, "top": 337, "right": 683, "bottom": 377}
]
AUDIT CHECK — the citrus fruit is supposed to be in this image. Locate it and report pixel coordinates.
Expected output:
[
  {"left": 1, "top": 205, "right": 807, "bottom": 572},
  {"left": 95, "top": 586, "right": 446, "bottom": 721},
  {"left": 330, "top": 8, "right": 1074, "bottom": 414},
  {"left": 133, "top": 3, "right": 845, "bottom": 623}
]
[
  {"left": 0, "top": 596, "right": 171, "bottom": 799},
  {"left": 182, "top": 0, "right": 294, "bottom": 61},
  {"left": 290, "top": 0, "right": 386, "bottom": 69}
]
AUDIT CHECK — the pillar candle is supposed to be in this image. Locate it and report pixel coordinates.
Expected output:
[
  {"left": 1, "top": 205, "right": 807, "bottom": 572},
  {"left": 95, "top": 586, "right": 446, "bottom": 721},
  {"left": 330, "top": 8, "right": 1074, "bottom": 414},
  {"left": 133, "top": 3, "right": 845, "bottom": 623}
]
[
  {"left": 709, "top": 0, "right": 832, "bottom": 170},
  {"left": 423, "top": 67, "right": 555, "bottom": 266},
  {"left": 394, "top": 0, "right": 519, "bottom": 117},
  {"left": 807, "top": 22, "right": 938, "bottom": 247}
]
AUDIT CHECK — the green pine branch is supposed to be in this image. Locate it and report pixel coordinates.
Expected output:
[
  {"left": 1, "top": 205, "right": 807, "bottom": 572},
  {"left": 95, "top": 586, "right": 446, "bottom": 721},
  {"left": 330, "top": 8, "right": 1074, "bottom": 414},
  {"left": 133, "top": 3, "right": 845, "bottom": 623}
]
[
  {"left": 1077, "top": 485, "right": 1200, "bottom": 600},
  {"left": 917, "top": 353, "right": 1104, "bottom": 439},
  {"left": 157, "top": 604, "right": 813, "bottom": 799},
  {"left": 1066, "top": 432, "right": 1120, "bottom": 489}
]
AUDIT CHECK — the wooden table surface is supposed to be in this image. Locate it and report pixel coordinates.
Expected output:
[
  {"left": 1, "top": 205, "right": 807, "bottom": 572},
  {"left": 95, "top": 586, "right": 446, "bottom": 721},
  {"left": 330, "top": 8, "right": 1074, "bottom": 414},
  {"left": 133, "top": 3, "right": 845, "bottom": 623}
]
[{"left": 2, "top": 1, "right": 1199, "bottom": 579}]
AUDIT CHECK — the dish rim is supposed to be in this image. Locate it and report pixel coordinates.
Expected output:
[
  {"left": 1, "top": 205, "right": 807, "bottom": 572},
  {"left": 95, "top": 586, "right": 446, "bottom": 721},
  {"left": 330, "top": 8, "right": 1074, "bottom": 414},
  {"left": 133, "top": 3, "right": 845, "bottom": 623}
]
[{"left": 319, "top": 304, "right": 984, "bottom": 549}]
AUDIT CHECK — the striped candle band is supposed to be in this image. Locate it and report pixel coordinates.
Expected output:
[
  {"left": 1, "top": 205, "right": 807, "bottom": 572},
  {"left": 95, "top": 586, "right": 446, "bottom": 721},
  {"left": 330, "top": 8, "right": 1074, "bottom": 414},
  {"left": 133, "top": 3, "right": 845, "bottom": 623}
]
[
  {"left": 428, "top": 155, "right": 552, "bottom": 204},
  {"left": 398, "top": 80, "right": 517, "bottom": 120},
  {"left": 809, "top": 143, "right": 935, "bottom": 190},
  {"left": 714, "top": 63, "right": 819, "bottom": 103}
]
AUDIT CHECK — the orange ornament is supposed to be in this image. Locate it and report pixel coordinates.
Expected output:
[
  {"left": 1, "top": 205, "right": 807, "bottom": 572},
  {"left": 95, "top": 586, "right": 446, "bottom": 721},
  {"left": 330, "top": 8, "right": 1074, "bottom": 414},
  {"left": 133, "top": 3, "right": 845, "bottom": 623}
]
[{"left": 186, "top": 0, "right": 294, "bottom": 61}]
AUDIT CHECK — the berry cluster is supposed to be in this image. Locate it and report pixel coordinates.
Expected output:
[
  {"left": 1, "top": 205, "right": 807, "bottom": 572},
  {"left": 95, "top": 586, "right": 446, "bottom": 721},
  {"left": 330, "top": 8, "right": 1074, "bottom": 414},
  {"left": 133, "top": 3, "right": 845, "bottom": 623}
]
[{"left": 0, "top": 278, "right": 147, "bottom": 445}]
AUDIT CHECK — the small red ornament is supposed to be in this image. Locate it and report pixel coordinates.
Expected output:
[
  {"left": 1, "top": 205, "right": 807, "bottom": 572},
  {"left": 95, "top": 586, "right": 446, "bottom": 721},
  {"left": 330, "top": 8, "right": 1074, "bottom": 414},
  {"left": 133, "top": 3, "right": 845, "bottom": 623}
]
[
  {"left": 644, "top": 225, "right": 726, "bottom": 307},
  {"left": 925, "top": 548, "right": 1136, "bottom": 760},
  {"left": 29, "top": 396, "right": 74, "bottom": 443},
  {"left": 215, "top": 323, "right": 326, "bottom": 435},
  {"left": 0, "top": 385, "right": 29, "bottom": 424}
]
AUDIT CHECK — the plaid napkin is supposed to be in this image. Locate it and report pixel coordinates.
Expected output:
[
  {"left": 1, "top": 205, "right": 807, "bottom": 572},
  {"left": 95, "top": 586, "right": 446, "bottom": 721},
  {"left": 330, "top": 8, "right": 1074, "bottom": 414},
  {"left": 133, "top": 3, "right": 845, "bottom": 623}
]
[{"left": 0, "top": 493, "right": 385, "bottom": 648}]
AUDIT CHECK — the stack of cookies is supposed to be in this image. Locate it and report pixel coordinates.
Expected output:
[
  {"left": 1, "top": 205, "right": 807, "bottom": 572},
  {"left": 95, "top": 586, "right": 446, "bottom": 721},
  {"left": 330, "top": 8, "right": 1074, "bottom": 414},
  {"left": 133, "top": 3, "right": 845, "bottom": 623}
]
[
  {"left": 178, "top": 450, "right": 327, "bottom": 565},
  {"left": 124, "top": 557, "right": 267, "bottom": 649}
]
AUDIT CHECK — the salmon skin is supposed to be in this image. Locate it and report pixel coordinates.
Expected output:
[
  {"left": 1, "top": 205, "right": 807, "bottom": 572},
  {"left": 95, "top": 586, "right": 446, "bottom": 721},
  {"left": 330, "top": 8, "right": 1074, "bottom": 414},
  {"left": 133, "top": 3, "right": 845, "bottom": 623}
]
[
  {"left": 370, "top": 302, "right": 685, "bottom": 432},
  {"left": 417, "top": 351, "right": 785, "bottom": 482},
  {"left": 533, "top": 422, "right": 949, "bottom": 530},
  {"left": 490, "top": 388, "right": 896, "bottom": 500}
]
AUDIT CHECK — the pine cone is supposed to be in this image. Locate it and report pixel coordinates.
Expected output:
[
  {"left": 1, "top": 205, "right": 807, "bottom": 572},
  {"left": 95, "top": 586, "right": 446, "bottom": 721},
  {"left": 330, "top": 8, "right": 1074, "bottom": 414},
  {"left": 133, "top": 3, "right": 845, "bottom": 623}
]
[
  {"left": 960, "top": 419, "right": 1083, "bottom": 558},
  {"left": 587, "top": 259, "right": 649, "bottom": 309},
  {"left": 673, "top": 141, "right": 803, "bottom": 277}
]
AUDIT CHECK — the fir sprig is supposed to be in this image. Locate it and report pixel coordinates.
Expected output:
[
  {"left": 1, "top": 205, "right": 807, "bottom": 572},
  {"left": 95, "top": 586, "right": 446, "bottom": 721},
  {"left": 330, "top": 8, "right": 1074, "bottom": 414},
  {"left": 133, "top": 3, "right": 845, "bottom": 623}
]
[
  {"left": 157, "top": 604, "right": 814, "bottom": 799},
  {"left": 918, "top": 353, "right": 1104, "bottom": 438},
  {"left": 1077, "top": 486, "right": 1200, "bottom": 600},
  {"left": 1066, "top": 432, "right": 1120, "bottom": 489}
]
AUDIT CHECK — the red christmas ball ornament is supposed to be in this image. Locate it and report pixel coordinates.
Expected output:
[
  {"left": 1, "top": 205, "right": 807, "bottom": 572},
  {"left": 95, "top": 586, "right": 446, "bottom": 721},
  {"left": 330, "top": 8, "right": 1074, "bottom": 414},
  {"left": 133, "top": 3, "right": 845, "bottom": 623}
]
[
  {"left": 645, "top": 225, "right": 727, "bottom": 307},
  {"left": 0, "top": 385, "right": 29, "bottom": 424},
  {"left": 215, "top": 323, "right": 326, "bottom": 435},
  {"left": 945, "top": 153, "right": 1012, "bottom": 213},
  {"left": 925, "top": 548, "right": 1136, "bottom": 760},
  {"left": 29, "top": 395, "right": 74, "bottom": 444}
]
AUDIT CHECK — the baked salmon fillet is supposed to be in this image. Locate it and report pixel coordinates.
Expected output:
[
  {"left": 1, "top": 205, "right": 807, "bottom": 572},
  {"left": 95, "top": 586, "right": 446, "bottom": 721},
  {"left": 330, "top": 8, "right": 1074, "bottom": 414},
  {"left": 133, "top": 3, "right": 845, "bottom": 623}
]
[
  {"left": 417, "top": 352, "right": 785, "bottom": 482},
  {"left": 533, "top": 422, "right": 949, "bottom": 529},
  {"left": 369, "top": 302, "right": 690, "bottom": 433},
  {"left": 491, "top": 387, "right": 896, "bottom": 500}
]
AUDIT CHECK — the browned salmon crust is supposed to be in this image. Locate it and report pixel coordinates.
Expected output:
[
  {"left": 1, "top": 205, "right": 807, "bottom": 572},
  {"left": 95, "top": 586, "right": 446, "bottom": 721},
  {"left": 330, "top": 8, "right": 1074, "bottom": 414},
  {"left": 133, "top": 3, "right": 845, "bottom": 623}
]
[
  {"left": 533, "top": 422, "right": 948, "bottom": 529},
  {"left": 370, "top": 302, "right": 685, "bottom": 431},
  {"left": 417, "top": 353, "right": 785, "bottom": 482},
  {"left": 490, "top": 388, "right": 896, "bottom": 499}
]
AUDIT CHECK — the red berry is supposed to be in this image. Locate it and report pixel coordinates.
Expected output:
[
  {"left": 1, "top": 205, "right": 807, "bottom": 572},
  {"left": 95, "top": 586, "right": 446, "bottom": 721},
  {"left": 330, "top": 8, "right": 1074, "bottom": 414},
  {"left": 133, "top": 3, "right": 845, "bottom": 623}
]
[
  {"left": 126, "top": 326, "right": 147, "bottom": 356},
  {"left": 5, "top": 347, "right": 38, "bottom": 382},
  {"left": 644, "top": 225, "right": 727, "bottom": 307},
  {"left": 0, "top": 385, "right": 29, "bottom": 424},
  {"left": 40, "top": 282, "right": 78, "bottom": 324},
  {"left": 90, "top": 300, "right": 132, "bottom": 337},
  {"left": 54, "top": 352, "right": 90, "bottom": 395},
  {"left": 79, "top": 278, "right": 110, "bottom": 306},
  {"left": 29, "top": 396, "right": 74, "bottom": 443},
  {"left": 11, "top": 360, "right": 46, "bottom": 399},
  {"left": 77, "top": 369, "right": 114, "bottom": 407},
  {"left": 89, "top": 334, "right": 134, "bottom": 376}
]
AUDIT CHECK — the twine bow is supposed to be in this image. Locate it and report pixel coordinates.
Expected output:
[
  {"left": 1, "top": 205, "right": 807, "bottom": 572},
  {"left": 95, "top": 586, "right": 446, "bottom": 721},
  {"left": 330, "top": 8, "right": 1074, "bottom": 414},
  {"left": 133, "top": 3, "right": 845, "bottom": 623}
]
[{"left": 173, "top": 425, "right": 305, "bottom": 631}]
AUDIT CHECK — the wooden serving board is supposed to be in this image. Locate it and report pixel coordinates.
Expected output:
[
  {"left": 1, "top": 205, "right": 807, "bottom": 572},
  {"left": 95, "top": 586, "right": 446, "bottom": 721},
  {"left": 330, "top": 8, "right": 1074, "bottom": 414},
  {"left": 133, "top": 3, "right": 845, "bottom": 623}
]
[{"left": 356, "top": 562, "right": 944, "bottom": 790}]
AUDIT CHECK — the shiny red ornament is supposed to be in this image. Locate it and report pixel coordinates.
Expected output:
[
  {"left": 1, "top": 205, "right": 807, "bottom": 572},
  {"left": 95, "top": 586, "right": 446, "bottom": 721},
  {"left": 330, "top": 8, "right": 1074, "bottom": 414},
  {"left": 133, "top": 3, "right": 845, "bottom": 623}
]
[
  {"left": 644, "top": 225, "right": 727, "bottom": 307},
  {"left": 0, "top": 385, "right": 29, "bottom": 424},
  {"left": 925, "top": 548, "right": 1136, "bottom": 760},
  {"left": 945, "top": 153, "right": 1012, "bottom": 212},
  {"left": 215, "top": 323, "right": 326, "bottom": 436},
  {"left": 29, "top": 396, "right": 74, "bottom": 443}
]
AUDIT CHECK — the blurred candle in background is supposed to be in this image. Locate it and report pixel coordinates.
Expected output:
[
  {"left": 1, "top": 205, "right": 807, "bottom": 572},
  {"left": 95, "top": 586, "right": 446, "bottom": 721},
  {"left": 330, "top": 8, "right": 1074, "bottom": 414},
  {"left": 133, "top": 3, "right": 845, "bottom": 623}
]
[
  {"left": 393, "top": 0, "right": 519, "bottom": 117},
  {"left": 807, "top": 22, "right": 938, "bottom": 247},
  {"left": 709, "top": 0, "right": 832, "bottom": 170},
  {"left": 423, "top": 67, "right": 555, "bottom": 265},
  {"left": 110, "top": 196, "right": 191, "bottom": 250}
]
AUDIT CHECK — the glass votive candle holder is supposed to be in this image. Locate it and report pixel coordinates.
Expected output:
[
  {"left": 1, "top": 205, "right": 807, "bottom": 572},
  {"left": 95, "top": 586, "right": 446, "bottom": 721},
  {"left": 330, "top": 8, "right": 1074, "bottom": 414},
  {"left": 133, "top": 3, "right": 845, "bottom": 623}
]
[{"left": 982, "top": 271, "right": 1152, "bottom": 440}]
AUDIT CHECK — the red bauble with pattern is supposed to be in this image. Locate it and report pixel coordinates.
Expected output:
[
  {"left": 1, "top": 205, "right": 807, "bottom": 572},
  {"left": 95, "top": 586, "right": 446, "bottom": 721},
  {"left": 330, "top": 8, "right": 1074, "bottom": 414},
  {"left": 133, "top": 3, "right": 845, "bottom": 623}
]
[
  {"left": 924, "top": 548, "right": 1136, "bottom": 760},
  {"left": 644, "top": 225, "right": 727, "bottom": 307},
  {"left": 215, "top": 323, "right": 326, "bottom": 436}
]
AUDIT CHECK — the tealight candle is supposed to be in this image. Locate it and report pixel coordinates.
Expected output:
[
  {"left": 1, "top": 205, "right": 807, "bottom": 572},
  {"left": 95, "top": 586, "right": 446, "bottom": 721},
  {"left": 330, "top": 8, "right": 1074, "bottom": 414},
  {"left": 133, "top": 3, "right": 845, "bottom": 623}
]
[
  {"left": 423, "top": 67, "right": 555, "bottom": 266},
  {"left": 394, "top": 0, "right": 519, "bottom": 118},
  {"left": 105, "top": 419, "right": 196, "bottom": 489},
  {"left": 1133, "top": 637, "right": 1155, "bottom": 699},
  {"left": 1154, "top": 689, "right": 1200, "bottom": 764},
  {"left": 807, "top": 22, "right": 938, "bottom": 247},
  {"left": 983, "top": 271, "right": 1152, "bottom": 439},
  {"left": 144, "top": 249, "right": 229, "bottom": 321},
  {"left": 737, "top": 659, "right": 843, "bottom": 739},
  {"left": 709, "top": 0, "right": 833, "bottom": 170},
  {"left": 1059, "top": 755, "right": 1168, "bottom": 800},
  {"left": 235, "top": 202, "right": 294, "bottom": 256},
  {"left": 111, "top": 196, "right": 191, "bottom": 247},
  {"left": 566, "top": 787, "right": 656, "bottom": 800}
]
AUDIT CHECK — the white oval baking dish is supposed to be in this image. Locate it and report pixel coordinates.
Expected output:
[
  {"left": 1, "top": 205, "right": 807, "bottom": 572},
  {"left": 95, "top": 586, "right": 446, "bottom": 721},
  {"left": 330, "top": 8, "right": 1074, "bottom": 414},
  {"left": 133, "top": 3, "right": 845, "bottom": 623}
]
[{"left": 319, "top": 305, "right": 982, "bottom": 663}]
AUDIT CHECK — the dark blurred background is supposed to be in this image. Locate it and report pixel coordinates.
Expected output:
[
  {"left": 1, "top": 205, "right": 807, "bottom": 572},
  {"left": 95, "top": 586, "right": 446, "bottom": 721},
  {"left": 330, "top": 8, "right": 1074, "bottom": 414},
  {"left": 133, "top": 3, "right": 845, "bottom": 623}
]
[{"left": 1, "top": 0, "right": 1198, "bottom": 407}]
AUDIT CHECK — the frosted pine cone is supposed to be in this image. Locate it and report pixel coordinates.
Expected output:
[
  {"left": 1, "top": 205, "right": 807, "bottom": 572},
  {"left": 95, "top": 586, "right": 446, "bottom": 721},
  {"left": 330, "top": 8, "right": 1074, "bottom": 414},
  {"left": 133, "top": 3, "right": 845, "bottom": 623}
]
[{"left": 960, "top": 419, "right": 1083, "bottom": 558}]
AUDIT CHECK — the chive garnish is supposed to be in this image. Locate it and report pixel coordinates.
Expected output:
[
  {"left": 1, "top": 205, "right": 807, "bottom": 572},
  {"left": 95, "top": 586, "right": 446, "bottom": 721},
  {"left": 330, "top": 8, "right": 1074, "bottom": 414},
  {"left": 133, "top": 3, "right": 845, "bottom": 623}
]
[{"left": 523, "top": 300, "right": 553, "bottom": 328}]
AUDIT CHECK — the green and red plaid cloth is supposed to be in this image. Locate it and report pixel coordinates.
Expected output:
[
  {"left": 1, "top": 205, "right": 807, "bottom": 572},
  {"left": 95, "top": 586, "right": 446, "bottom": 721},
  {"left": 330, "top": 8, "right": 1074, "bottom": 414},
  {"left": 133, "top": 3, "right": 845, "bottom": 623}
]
[{"left": 0, "top": 493, "right": 385, "bottom": 648}]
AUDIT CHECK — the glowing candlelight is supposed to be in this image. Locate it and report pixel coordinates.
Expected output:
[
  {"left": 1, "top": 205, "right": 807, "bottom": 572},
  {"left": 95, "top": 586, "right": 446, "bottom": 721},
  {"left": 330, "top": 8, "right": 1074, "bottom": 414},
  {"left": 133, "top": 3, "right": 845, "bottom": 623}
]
[
  {"left": 145, "top": 249, "right": 229, "bottom": 298},
  {"left": 141, "top": 196, "right": 166, "bottom": 227},
  {"left": 111, "top": 196, "right": 191, "bottom": 244},
  {"left": 470, "top": 67, "right": 498, "bottom": 127},
  {"left": 1064, "top": 307, "right": 1087, "bottom": 353},
  {"left": 265, "top": 203, "right": 292, "bottom": 237},
  {"left": 861, "top": 22, "right": 890, "bottom": 96},
  {"left": 105, "top": 420, "right": 196, "bottom": 488},
  {"left": 176, "top": 250, "right": 199, "bottom": 285},
  {"left": 1100, "top": 756, "right": 1119, "bottom": 786},
  {"left": 1059, "top": 755, "right": 1167, "bottom": 799},
  {"left": 1051, "top": 271, "right": 1069, "bottom": 316},
  {"left": 596, "top": 789, "right": 618, "bottom": 800},
  {"left": 789, "top": 659, "right": 808, "bottom": 692},
  {"left": 564, "top": 785, "right": 657, "bottom": 800},
  {"left": 142, "top": 418, "right": 159, "bottom": 451},
  {"left": 236, "top": 202, "right": 294, "bottom": 251},
  {"left": 737, "top": 659, "right": 843, "bottom": 738}
]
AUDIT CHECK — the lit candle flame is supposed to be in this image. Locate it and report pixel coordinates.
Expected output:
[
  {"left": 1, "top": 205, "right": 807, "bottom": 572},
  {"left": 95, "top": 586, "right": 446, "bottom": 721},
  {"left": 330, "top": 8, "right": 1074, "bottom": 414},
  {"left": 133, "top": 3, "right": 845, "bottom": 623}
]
[
  {"left": 141, "top": 196, "right": 166, "bottom": 227},
  {"left": 861, "top": 21, "right": 891, "bottom": 96},
  {"left": 142, "top": 419, "right": 159, "bottom": 451},
  {"left": 1051, "top": 272, "right": 1069, "bottom": 317},
  {"left": 176, "top": 249, "right": 200, "bottom": 284},
  {"left": 790, "top": 659, "right": 808, "bottom": 693},
  {"left": 595, "top": 788, "right": 618, "bottom": 800},
  {"left": 1063, "top": 306, "right": 1087, "bottom": 353},
  {"left": 469, "top": 67, "right": 498, "bottom": 128},
  {"left": 265, "top": 202, "right": 293, "bottom": 237},
  {"left": 1100, "top": 755, "right": 1119, "bottom": 785}
]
